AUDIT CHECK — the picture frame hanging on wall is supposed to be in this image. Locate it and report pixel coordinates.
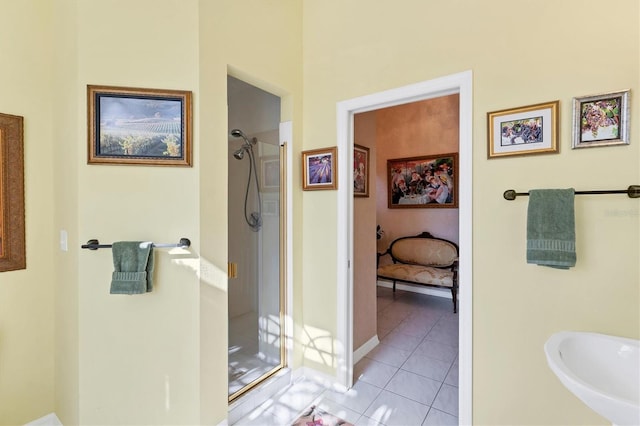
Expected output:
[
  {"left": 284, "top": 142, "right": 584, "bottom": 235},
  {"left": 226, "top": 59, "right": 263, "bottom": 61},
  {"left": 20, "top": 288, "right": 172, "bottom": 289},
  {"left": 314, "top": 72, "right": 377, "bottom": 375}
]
[
  {"left": 353, "top": 144, "right": 370, "bottom": 197},
  {"left": 87, "top": 85, "right": 193, "bottom": 166},
  {"left": 572, "top": 89, "right": 630, "bottom": 149},
  {"left": 387, "top": 153, "right": 458, "bottom": 209},
  {"left": 487, "top": 100, "right": 559, "bottom": 158},
  {"left": 0, "top": 112, "right": 26, "bottom": 272},
  {"left": 302, "top": 147, "right": 337, "bottom": 190}
]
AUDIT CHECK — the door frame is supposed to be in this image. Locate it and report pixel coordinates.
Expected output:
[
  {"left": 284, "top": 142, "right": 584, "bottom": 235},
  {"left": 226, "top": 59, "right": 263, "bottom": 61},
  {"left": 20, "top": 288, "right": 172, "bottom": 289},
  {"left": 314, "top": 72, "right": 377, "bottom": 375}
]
[{"left": 335, "top": 70, "right": 473, "bottom": 424}]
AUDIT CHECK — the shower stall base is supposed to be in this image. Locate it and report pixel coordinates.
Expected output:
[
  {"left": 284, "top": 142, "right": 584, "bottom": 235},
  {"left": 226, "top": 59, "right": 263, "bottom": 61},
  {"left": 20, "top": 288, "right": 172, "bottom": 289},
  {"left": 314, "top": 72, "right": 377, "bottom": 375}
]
[{"left": 228, "top": 310, "right": 280, "bottom": 396}]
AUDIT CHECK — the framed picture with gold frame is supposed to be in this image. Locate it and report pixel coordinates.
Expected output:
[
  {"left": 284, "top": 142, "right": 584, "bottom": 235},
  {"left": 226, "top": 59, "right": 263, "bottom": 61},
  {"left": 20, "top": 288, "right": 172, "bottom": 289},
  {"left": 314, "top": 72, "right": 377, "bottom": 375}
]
[
  {"left": 387, "top": 153, "right": 457, "bottom": 208},
  {"left": 487, "top": 100, "right": 559, "bottom": 158},
  {"left": 353, "top": 144, "right": 370, "bottom": 197},
  {"left": 87, "top": 85, "right": 192, "bottom": 166},
  {"left": 0, "top": 113, "right": 26, "bottom": 271},
  {"left": 302, "top": 147, "right": 337, "bottom": 190}
]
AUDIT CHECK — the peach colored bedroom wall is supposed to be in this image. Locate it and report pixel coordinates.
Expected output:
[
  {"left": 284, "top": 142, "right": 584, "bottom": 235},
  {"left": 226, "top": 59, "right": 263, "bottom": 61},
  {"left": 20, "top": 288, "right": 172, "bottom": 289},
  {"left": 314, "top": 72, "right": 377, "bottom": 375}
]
[
  {"left": 374, "top": 94, "right": 460, "bottom": 259},
  {"left": 353, "top": 111, "right": 377, "bottom": 350}
]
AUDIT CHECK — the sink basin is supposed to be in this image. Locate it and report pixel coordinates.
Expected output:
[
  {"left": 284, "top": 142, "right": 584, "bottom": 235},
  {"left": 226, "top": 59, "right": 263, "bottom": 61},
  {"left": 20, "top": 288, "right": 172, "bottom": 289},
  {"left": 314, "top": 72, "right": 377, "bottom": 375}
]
[{"left": 544, "top": 331, "right": 640, "bottom": 425}]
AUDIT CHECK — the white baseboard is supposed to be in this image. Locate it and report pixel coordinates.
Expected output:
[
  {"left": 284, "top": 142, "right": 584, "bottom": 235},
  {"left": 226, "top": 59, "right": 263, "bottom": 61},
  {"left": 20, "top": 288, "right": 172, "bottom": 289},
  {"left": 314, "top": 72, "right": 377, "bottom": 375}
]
[
  {"left": 25, "top": 413, "right": 62, "bottom": 426},
  {"left": 353, "top": 335, "right": 379, "bottom": 364},
  {"left": 377, "top": 280, "right": 452, "bottom": 299}
]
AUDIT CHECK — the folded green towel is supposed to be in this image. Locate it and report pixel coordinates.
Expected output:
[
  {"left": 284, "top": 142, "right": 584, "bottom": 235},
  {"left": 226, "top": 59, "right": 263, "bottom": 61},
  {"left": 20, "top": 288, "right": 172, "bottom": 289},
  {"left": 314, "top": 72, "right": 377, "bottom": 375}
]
[
  {"left": 110, "top": 241, "right": 154, "bottom": 294},
  {"left": 526, "top": 189, "right": 576, "bottom": 269}
]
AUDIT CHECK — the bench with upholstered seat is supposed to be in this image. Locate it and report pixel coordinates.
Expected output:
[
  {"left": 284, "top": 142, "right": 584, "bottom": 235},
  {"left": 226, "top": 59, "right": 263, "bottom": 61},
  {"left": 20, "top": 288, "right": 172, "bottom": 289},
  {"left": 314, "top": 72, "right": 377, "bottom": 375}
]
[{"left": 376, "top": 231, "right": 459, "bottom": 313}]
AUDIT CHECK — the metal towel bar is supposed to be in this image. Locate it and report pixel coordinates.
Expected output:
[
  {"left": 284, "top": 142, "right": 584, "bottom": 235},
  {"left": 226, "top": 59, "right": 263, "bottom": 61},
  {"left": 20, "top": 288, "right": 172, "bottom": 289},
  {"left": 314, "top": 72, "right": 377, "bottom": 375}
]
[
  {"left": 81, "top": 238, "right": 191, "bottom": 250},
  {"left": 503, "top": 185, "right": 640, "bottom": 201}
]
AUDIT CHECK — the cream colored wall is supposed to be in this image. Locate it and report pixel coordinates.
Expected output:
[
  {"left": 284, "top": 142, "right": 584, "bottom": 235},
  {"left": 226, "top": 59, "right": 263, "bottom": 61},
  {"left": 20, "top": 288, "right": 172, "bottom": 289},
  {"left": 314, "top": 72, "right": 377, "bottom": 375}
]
[
  {"left": 0, "top": 2, "right": 55, "bottom": 424},
  {"left": 52, "top": 0, "right": 80, "bottom": 423},
  {"left": 72, "top": 1, "right": 201, "bottom": 424},
  {"left": 303, "top": 1, "right": 639, "bottom": 425},
  {"left": 198, "top": 1, "right": 303, "bottom": 422},
  {"left": 51, "top": 1, "right": 302, "bottom": 424},
  {"left": 2, "top": 1, "right": 637, "bottom": 424}
]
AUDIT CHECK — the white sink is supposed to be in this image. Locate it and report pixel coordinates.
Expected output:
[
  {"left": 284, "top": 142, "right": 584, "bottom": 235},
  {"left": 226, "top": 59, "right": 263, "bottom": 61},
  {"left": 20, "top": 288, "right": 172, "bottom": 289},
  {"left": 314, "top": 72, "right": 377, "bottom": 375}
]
[{"left": 544, "top": 331, "right": 640, "bottom": 425}]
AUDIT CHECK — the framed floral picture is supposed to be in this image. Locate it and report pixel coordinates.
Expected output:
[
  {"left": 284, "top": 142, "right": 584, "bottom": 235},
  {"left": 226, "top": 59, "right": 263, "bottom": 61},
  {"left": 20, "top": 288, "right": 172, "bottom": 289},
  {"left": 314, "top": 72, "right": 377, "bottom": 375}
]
[
  {"left": 572, "top": 89, "right": 630, "bottom": 149},
  {"left": 353, "top": 144, "right": 370, "bottom": 197}
]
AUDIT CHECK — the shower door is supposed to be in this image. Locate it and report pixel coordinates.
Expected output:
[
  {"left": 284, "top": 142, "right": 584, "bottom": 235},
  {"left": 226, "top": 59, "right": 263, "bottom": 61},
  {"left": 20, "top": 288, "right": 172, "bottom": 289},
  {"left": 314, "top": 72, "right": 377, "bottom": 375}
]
[{"left": 227, "top": 76, "right": 284, "bottom": 401}]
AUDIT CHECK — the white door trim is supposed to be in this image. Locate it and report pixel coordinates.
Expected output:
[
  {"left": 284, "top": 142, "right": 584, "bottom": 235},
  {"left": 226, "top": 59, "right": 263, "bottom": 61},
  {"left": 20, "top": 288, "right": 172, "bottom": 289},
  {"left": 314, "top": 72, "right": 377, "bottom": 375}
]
[
  {"left": 280, "top": 121, "right": 294, "bottom": 368},
  {"left": 336, "top": 70, "right": 473, "bottom": 425}
]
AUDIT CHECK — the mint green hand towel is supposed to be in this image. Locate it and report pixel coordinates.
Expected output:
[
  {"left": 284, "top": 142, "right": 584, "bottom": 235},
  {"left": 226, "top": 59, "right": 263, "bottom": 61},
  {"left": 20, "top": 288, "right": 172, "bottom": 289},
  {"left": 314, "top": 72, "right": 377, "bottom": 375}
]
[
  {"left": 110, "top": 241, "right": 155, "bottom": 294},
  {"left": 526, "top": 189, "right": 576, "bottom": 269}
]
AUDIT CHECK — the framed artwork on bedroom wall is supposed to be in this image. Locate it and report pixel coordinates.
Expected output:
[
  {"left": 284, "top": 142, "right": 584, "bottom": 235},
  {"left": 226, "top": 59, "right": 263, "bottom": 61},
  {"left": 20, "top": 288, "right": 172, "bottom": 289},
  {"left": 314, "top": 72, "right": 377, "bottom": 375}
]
[
  {"left": 353, "top": 144, "right": 370, "bottom": 197},
  {"left": 387, "top": 153, "right": 458, "bottom": 208}
]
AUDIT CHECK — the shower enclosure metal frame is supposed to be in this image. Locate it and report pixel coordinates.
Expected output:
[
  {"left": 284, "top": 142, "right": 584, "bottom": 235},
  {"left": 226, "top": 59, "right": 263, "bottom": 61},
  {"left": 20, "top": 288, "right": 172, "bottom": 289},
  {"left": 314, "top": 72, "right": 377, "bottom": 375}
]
[{"left": 227, "top": 139, "right": 287, "bottom": 403}]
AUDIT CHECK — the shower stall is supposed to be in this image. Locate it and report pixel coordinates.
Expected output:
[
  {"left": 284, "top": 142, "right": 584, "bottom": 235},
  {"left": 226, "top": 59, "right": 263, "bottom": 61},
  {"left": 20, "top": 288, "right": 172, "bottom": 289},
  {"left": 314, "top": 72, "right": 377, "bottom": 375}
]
[{"left": 227, "top": 76, "right": 284, "bottom": 401}]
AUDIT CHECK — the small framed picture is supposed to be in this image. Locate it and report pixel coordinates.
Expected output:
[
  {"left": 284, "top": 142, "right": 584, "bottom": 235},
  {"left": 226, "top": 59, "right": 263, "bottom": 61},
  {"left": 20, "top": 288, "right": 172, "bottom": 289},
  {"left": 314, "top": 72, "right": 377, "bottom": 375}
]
[
  {"left": 572, "top": 89, "right": 630, "bottom": 149},
  {"left": 302, "top": 147, "right": 337, "bottom": 190},
  {"left": 387, "top": 153, "right": 457, "bottom": 208},
  {"left": 487, "top": 100, "right": 559, "bottom": 158},
  {"left": 353, "top": 144, "right": 370, "bottom": 197},
  {"left": 87, "top": 85, "right": 192, "bottom": 166}
]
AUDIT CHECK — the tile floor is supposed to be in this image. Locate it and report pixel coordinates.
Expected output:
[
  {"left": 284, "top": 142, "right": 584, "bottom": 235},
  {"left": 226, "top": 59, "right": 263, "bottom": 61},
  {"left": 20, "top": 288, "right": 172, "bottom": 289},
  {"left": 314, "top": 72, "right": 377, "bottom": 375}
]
[{"left": 234, "top": 286, "right": 459, "bottom": 426}]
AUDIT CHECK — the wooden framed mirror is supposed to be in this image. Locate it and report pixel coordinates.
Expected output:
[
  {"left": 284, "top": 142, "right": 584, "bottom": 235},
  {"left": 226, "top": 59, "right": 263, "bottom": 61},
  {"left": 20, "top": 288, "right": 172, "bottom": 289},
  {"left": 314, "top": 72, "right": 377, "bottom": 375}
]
[{"left": 0, "top": 113, "right": 25, "bottom": 272}]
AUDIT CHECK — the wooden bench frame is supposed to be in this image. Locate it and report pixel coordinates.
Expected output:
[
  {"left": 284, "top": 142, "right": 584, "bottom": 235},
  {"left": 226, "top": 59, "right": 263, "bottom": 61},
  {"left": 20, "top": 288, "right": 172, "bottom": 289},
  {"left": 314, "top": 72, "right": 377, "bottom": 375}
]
[{"left": 377, "top": 231, "right": 459, "bottom": 313}]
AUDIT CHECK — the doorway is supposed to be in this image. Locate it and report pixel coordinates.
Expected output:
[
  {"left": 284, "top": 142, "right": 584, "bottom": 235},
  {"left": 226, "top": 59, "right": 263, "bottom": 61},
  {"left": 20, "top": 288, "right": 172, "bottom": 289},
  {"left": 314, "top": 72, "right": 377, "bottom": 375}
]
[
  {"left": 336, "top": 71, "right": 473, "bottom": 424},
  {"left": 227, "top": 75, "right": 286, "bottom": 402}
]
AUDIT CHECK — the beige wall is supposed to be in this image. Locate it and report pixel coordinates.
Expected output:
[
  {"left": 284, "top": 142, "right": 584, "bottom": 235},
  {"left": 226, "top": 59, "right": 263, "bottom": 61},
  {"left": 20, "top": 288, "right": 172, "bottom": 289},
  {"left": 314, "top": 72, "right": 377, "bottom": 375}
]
[
  {"left": 1, "top": 1, "right": 638, "bottom": 425},
  {"left": 73, "top": 1, "right": 201, "bottom": 424},
  {"left": 0, "top": 2, "right": 55, "bottom": 424},
  {"left": 302, "top": 1, "right": 639, "bottom": 425},
  {"left": 48, "top": 0, "right": 302, "bottom": 425},
  {"left": 198, "top": 1, "right": 303, "bottom": 422}
]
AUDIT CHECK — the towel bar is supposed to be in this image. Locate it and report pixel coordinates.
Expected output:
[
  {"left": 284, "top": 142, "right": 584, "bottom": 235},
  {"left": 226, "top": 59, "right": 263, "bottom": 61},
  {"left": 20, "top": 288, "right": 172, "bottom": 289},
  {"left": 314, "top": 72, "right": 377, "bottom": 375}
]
[
  {"left": 81, "top": 238, "right": 191, "bottom": 250},
  {"left": 503, "top": 185, "right": 640, "bottom": 201}
]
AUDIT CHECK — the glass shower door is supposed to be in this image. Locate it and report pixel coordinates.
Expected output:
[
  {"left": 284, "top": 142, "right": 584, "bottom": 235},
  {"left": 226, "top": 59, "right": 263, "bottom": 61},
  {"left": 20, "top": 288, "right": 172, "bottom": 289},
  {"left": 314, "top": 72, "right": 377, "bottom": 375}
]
[{"left": 227, "top": 136, "right": 282, "bottom": 400}]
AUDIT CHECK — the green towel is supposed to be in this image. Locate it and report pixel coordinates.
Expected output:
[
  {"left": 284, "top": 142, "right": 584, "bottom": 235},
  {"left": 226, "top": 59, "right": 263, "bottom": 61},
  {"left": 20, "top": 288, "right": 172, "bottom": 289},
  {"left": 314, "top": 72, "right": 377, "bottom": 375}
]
[
  {"left": 526, "top": 189, "right": 576, "bottom": 269},
  {"left": 110, "top": 241, "right": 155, "bottom": 294}
]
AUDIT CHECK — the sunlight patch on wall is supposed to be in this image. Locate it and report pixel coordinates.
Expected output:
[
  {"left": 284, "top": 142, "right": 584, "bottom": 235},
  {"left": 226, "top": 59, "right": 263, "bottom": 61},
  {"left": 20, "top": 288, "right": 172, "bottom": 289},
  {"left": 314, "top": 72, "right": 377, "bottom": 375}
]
[
  {"left": 301, "top": 324, "right": 337, "bottom": 368},
  {"left": 172, "top": 256, "right": 227, "bottom": 292}
]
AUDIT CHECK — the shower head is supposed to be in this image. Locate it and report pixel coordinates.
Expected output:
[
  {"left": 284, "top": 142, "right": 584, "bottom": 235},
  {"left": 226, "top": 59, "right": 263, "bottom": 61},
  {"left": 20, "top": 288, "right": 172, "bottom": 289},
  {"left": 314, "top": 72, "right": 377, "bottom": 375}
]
[
  {"left": 230, "top": 129, "right": 246, "bottom": 140},
  {"left": 230, "top": 128, "right": 257, "bottom": 145},
  {"left": 233, "top": 148, "right": 245, "bottom": 160}
]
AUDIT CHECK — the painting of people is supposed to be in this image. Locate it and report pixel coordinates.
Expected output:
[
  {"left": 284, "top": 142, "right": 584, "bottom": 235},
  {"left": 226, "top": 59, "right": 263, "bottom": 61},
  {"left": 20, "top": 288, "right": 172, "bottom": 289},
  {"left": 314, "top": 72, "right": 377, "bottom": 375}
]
[{"left": 387, "top": 153, "right": 457, "bottom": 208}]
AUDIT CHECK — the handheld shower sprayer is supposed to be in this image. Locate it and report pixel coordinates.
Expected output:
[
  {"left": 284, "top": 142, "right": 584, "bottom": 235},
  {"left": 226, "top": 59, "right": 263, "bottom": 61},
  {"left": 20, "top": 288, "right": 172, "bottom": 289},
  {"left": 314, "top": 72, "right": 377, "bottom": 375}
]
[
  {"left": 230, "top": 129, "right": 257, "bottom": 146},
  {"left": 230, "top": 128, "right": 262, "bottom": 231}
]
